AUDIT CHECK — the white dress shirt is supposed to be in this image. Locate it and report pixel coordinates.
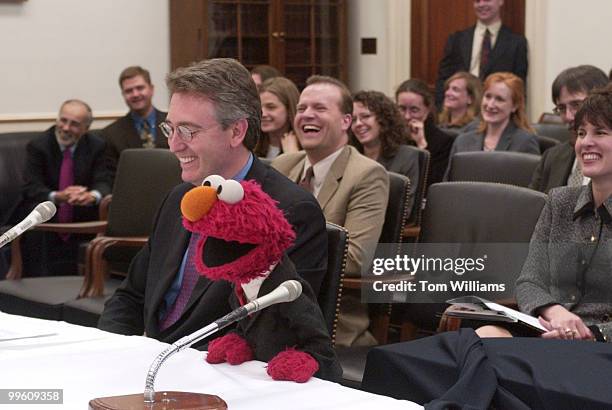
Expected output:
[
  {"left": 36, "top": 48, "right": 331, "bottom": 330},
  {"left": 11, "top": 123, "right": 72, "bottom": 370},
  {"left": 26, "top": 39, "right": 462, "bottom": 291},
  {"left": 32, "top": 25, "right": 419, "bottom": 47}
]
[{"left": 469, "top": 20, "right": 502, "bottom": 78}]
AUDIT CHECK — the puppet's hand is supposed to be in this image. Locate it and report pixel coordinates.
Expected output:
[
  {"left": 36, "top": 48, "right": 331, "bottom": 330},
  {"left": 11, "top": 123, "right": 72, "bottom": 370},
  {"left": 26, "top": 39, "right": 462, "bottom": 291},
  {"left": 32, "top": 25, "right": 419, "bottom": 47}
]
[
  {"left": 206, "top": 333, "right": 253, "bottom": 365},
  {"left": 267, "top": 348, "right": 319, "bottom": 383}
]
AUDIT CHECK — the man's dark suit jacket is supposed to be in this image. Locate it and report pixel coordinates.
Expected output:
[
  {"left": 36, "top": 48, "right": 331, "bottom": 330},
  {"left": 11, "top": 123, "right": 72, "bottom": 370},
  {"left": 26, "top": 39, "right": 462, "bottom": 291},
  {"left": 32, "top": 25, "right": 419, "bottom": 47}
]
[
  {"left": 529, "top": 141, "right": 574, "bottom": 193},
  {"left": 101, "top": 108, "right": 167, "bottom": 182},
  {"left": 227, "top": 255, "right": 342, "bottom": 381},
  {"left": 15, "top": 127, "right": 111, "bottom": 223},
  {"left": 98, "top": 157, "right": 328, "bottom": 346},
  {"left": 435, "top": 25, "right": 528, "bottom": 106}
]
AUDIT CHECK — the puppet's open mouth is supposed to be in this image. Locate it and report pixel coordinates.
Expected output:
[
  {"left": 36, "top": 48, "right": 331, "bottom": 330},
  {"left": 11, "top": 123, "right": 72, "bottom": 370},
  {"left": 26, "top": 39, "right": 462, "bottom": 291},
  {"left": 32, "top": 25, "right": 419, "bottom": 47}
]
[{"left": 203, "top": 236, "right": 257, "bottom": 267}]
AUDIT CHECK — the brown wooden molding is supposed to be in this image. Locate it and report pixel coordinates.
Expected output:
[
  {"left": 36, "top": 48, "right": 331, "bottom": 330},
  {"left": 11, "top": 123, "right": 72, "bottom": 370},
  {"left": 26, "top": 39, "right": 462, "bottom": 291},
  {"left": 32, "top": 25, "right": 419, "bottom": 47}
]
[{"left": 0, "top": 112, "right": 124, "bottom": 124}]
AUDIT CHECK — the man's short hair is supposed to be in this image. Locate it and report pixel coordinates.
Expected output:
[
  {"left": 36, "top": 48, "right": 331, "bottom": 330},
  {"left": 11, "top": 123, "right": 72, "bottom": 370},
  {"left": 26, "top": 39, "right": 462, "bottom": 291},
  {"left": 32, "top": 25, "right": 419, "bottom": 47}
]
[
  {"left": 166, "top": 58, "right": 261, "bottom": 150},
  {"left": 305, "top": 75, "right": 353, "bottom": 115},
  {"left": 60, "top": 99, "right": 93, "bottom": 128},
  {"left": 119, "top": 66, "right": 152, "bottom": 88},
  {"left": 251, "top": 65, "right": 281, "bottom": 82},
  {"left": 551, "top": 65, "right": 608, "bottom": 104}
]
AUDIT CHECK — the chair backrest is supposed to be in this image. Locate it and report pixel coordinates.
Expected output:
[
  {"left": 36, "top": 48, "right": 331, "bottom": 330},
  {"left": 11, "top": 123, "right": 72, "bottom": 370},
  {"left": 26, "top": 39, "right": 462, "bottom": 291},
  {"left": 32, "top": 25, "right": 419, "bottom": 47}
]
[
  {"left": 105, "top": 149, "right": 182, "bottom": 237},
  {"left": 408, "top": 182, "right": 548, "bottom": 330},
  {"left": 405, "top": 145, "right": 431, "bottom": 227},
  {"left": 379, "top": 172, "right": 412, "bottom": 244},
  {"left": 532, "top": 122, "right": 571, "bottom": 143},
  {"left": 537, "top": 134, "right": 559, "bottom": 153},
  {"left": 538, "top": 112, "right": 563, "bottom": 124},
  {"left": 0, "top": 132, "right": 40, "bottom": 226},
  {"left": 318, "top": 222, "right": 348, "bottom": 345},
  {"left": 421, "top": 182, "right": 547, "bottom": 243},
  {"left": 257, "top": 157, "right": 272, "bottom": 166},
  {"left": 447, "top": 151, "right": 541, "bottom": 188}
]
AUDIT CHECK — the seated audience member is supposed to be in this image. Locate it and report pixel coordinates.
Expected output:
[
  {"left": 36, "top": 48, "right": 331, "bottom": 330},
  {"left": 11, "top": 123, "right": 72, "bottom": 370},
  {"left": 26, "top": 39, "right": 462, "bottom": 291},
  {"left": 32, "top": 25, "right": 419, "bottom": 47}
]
[
  {"left": 350, "top": 90, "right": 419, "bottom": 206},
  {"left": 479, "top": 85, "right": 612, "bottom": 342},
  {"left": 530, "top": 65, "right": 608, "bottom": 193},
  {"left": 254, "top": 77, "right": 301, "bottom": 159},
  {"left": 273, "top": 76, "right": 389, "bottom": 347},
  {"left": 437, "top": 71, "right": 482, "bottom": 133},
  {"left": 396, "top": 79, "right": 455, "bottom": 185},
  {"left": 13, "top": 100, "right": 111, "bottom": 276},
  {"left": 447, "top": 72, "right": 539, "bottom": 170},
  {"left": 102, "top": 66, "right": 167, "bottom": 183},
  {"left": 98, "top": 58, "right": 328, "bottom": 346},
  {"left": 250, "top": 64, "right": 281, "bottom": 88}
]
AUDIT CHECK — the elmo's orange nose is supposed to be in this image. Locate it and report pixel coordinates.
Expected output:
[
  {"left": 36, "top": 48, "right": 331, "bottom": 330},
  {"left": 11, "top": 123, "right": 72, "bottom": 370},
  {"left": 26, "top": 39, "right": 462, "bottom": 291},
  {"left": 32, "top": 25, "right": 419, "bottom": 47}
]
[{"left": 181, "top": 185, "right": 218, "bottom": 222}]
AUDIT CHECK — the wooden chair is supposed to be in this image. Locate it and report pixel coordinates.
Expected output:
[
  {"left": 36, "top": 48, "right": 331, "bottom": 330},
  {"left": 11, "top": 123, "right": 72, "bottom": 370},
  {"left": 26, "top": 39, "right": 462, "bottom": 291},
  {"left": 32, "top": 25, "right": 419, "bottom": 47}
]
[
  {"left": 337, "top": 172, "right": 412, "bottom": 389},
  {"left": 0, "top": 149, "right": 181, "bottom": 324},
  {"left": 319, "top": 222, "right": 349, "bottom": 346},
  {"left": 401, "top": 146, "right": 431, "bottom": 241}
]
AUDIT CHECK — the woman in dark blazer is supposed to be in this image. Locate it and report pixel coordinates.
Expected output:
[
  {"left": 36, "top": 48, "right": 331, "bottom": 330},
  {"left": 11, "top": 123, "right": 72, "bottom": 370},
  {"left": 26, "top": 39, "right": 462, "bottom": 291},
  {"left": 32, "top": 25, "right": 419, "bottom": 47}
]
[
  {"left": 396, "top": 79, "right": 455, "bottom": 185},
  {"left": 448, "top": 72, "right": 539, "bottom": 159}
]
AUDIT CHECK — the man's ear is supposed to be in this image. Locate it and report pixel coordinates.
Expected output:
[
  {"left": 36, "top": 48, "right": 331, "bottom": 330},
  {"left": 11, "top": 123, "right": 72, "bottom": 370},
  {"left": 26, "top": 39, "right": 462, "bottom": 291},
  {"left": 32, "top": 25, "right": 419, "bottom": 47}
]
[
  {"left": 229, "top": 118, "right": 248, "bottom": 148},
  {"left": 341, "top": 114, "right": 352, "bottom": 132}
]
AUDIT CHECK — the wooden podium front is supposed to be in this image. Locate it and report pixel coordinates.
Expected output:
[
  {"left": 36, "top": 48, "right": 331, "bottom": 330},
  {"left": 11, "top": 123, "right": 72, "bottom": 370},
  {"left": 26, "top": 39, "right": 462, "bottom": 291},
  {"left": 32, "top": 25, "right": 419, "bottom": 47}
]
[{"left": 89, "top": 391, "right": 227, "bottom": 410}]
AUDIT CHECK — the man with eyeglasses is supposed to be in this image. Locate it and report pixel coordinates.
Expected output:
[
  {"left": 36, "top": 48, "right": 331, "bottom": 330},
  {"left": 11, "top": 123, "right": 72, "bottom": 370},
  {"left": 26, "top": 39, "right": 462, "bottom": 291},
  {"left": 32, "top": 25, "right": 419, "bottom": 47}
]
[
  {"left": 98, "top": 59, "right": 328, "bottom": 348},
  {"left": 529, "top": 65, "right": 608, "bottom": 193}
]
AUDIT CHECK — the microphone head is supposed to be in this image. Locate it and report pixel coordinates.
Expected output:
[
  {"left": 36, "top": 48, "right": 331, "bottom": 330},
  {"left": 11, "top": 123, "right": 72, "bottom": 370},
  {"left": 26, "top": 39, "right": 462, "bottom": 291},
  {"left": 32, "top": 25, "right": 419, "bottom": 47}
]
[
  {"left": 33, "top": 201, "right": 57, "bottom": 223},
  {"left": 281, "top": 280, "right": 302, "bottom": 302}
]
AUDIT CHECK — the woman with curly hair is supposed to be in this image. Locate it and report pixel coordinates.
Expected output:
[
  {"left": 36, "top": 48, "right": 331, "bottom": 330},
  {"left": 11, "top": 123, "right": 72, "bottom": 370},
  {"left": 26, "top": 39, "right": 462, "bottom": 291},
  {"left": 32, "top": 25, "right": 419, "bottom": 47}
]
[{"left": 351, "top": 90, "right": 420, "bottom": 202}]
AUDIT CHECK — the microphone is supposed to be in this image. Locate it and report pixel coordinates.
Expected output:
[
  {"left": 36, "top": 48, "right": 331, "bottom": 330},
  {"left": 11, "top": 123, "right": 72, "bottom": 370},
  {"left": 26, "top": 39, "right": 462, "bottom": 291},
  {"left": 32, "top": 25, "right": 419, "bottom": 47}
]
[
  {"left": 0, "top": 201, "right": 56, "bottom": 249},
  {"left": 143, "top": 280, "right": 302, "bottom": 403}
]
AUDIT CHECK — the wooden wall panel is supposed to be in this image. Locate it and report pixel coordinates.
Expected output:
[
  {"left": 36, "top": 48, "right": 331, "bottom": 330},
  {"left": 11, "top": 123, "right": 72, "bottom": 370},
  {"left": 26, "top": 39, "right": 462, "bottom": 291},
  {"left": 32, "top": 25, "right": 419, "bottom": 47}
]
[{"left": 411, "top": 0, "right": 525, "bottom": 89}]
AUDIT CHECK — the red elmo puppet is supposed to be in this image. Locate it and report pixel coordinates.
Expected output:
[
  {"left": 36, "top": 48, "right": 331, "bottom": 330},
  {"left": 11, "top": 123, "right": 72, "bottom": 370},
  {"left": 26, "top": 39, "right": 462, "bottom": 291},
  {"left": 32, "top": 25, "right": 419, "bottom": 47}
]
[{"left": 181, "top": 175, "right": 340, "bottom": 383}]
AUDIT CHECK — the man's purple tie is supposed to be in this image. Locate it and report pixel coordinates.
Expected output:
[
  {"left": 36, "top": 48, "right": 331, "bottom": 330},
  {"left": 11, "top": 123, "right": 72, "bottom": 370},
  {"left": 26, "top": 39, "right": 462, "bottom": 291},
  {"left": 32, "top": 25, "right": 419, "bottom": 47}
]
[
  {"left": 57, "top": 149, "right": 74, "bottom": 241},
  {"left": 159, "top": 233, "right": 202, "bottom": 331}
]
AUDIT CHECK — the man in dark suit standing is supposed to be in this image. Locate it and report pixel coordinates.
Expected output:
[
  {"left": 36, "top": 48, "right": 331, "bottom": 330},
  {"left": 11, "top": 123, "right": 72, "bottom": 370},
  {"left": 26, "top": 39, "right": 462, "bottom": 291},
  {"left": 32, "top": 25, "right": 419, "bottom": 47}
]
[
  {"left": 15, "top": 100, "right": 111, "bottom": 276},
  {"left": 435, "top": 0, "right": 528, "bottom": 107},
  {"left": 529, "top": 65, "right": 608, "bottom": 193},
  {"left": 98, "top": 59, "right": 327, "bottom": 347},
  {"left": 102, "top": 66, "right": 167, "bottom": 184}
]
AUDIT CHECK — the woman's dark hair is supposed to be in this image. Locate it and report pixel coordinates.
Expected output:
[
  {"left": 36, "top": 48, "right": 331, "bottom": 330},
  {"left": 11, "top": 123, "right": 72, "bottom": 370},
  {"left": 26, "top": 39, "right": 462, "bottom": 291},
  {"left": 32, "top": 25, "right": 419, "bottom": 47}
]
[
  {"left": 574, "top": 84, "right": 612, "bottom": 132},
  {"left": 350, "top": 90, "right": 409, "bottom": 158},
  {"left": 396, "top": 78, "right": 434, "bottom": 108}
]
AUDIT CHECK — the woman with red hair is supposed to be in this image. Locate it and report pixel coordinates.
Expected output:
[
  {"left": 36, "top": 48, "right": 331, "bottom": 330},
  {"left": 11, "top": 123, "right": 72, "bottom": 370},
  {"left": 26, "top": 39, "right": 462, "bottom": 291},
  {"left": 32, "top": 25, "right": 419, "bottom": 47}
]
[{"left": 447, "top": 72, "right": 539, "bottom": 160}]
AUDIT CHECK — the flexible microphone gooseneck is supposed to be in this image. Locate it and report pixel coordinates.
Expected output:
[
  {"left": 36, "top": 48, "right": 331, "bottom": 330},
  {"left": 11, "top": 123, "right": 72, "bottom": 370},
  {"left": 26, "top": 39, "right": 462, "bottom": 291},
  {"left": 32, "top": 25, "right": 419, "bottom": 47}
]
[{"left": 143, "top": 280, "right": 302, "bottom": 403}]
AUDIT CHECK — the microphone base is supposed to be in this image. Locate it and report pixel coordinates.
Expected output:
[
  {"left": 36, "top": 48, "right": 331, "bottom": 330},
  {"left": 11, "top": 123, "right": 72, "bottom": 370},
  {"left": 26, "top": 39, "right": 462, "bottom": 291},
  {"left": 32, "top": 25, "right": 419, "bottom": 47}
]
[{"left": 89, "top": 391, "right": 227, "bottom": 410}]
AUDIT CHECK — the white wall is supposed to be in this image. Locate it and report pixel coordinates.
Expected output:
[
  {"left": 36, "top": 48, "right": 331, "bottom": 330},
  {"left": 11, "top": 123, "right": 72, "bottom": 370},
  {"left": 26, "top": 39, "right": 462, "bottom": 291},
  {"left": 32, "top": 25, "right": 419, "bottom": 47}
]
[
  {"left": 348, "top": 0, "right": 612, "bottom": 122},
  {"left": 525, "top": 0, "right": 612, "bottom": 120},
  {"left": 0, "top": 0, "right": 169, "bottom": 131},
  {"left": 347, "top": 0, "right": 411, "bottom": 98},
  {"left": 1, "top": 0, "right": 610, "bottom": 131}
]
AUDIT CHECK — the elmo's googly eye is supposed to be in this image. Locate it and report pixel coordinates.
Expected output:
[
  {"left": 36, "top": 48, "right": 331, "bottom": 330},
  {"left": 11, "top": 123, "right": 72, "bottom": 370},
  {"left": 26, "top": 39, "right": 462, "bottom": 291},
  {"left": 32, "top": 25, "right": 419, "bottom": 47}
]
[
  {"left": 217, "top": 180, "right": 244, "bottom": 204},
  {"left": 202, "top": 175, "right": 225, "bottom": 190}
]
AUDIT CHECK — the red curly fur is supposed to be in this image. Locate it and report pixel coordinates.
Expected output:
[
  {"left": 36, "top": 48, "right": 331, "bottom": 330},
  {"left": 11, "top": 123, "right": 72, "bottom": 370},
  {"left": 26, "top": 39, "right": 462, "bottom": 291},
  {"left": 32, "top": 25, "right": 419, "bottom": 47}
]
[
  {"left": 266, "top": 348, "right": 319, "bottom": 383},
  {"left": 183, "top": 180, "right": 295, "bottom": 284},
  {"left": 206, "top": 333, "right": 253, "bottom": 365}
]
